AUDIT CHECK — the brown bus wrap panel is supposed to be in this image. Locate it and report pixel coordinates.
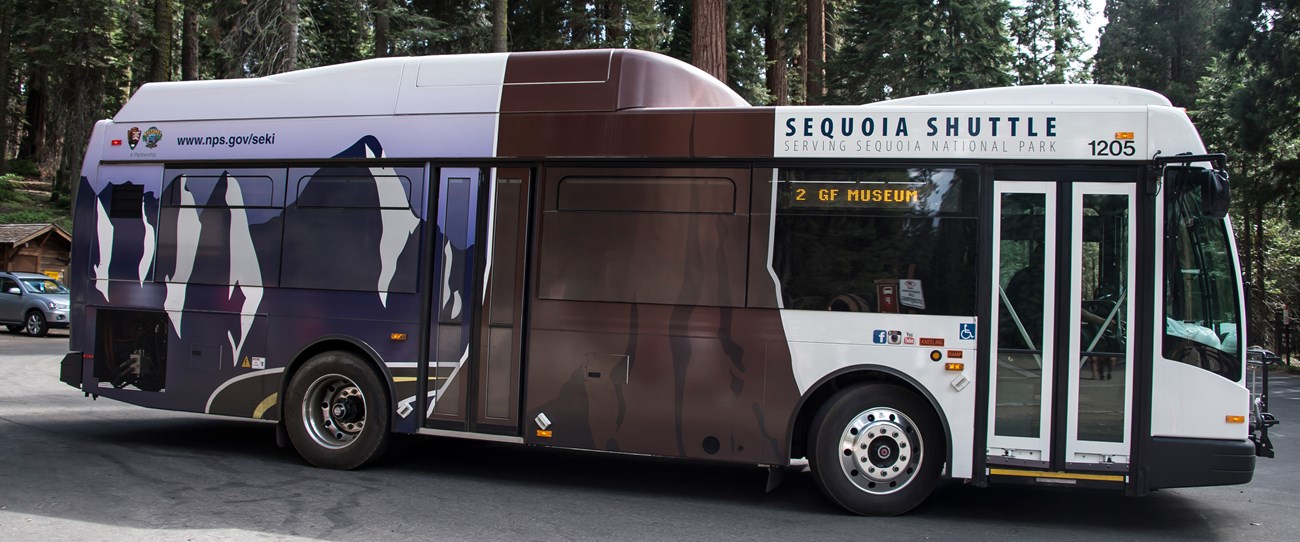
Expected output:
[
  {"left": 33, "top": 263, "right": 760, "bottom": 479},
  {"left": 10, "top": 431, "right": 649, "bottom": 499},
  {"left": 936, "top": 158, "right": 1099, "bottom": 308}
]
[{"left": 523, "top": 165, "right": 799, "bottom": 465}]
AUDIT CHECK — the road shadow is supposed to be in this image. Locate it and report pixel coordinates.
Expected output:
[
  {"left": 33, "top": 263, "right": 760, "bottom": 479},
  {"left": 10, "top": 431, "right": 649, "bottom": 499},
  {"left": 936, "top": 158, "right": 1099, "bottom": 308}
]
[{"left": 0, "top": 416, "right": 1228, "bottom": 540}]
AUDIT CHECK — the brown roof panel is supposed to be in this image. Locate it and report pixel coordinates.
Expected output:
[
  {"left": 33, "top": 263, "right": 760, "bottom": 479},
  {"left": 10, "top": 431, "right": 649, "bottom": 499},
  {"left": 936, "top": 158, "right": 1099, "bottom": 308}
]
[
  {"left": 501, "top": 49, "right": 748, "bottom": 114},
  {"left": 614, "top": 50, "right": 748, "bottom": 110},
  {"left": 504, "top": 49, "right": 613, "bottom": 85}
]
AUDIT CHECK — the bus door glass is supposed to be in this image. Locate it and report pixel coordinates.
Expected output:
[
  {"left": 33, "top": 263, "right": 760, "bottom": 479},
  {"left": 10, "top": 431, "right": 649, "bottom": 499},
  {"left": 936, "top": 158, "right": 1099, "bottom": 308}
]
[
  {"left": 425, "top": 168, "right": 483, "bottom": 427},
  {"left": 423, "top": 167, "right": 530, "bottom": 433},
  {"left": 989, "top": 180, "right": 1137, "bottom": 469}
]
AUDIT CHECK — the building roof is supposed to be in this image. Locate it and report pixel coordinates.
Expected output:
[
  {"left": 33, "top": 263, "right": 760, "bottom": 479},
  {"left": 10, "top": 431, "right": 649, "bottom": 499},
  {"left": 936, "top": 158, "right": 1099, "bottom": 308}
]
[{"left": 0, "top": 223, "right": 71, "bottom": 246}]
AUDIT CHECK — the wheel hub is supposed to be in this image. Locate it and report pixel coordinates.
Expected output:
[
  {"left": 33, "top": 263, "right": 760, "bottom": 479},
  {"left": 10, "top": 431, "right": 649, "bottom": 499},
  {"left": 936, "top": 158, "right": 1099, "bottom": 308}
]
[
  {"left": 302, "top": 376, "right": 367, "bottom": 450},
  {"left": 838, "top": 407, "right": 924, "bottom": 495}
]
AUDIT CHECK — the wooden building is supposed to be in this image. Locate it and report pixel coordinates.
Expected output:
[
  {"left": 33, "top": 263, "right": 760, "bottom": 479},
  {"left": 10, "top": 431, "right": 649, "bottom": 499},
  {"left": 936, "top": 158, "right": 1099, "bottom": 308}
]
[{"left": 0, "top": 223, "right": 72, "bottom": 280}]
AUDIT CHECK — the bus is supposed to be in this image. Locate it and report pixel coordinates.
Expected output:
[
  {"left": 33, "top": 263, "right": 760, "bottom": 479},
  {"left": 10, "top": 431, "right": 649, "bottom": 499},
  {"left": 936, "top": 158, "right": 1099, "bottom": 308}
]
[{"left": 60, "top": 49, "right": 1270, "bottom": 516}]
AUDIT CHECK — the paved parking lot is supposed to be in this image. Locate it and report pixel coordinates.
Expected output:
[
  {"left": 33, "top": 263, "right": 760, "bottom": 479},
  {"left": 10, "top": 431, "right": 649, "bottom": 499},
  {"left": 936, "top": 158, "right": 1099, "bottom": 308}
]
[{"left": 2, "top": 330, "right": 1298, "bottom": 541}]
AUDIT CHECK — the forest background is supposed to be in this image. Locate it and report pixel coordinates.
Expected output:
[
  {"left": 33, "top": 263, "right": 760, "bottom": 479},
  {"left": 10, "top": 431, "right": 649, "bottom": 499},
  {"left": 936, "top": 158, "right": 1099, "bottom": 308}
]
[{"left": 0, "top": 0, "right": 1296, "bottom": 352}]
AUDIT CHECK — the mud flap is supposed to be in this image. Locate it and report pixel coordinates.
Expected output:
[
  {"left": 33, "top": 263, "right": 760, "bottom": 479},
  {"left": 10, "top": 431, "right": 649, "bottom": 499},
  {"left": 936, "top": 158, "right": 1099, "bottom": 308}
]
[{"left": 60, "top": 351, "right": 83, "bottom": 389}]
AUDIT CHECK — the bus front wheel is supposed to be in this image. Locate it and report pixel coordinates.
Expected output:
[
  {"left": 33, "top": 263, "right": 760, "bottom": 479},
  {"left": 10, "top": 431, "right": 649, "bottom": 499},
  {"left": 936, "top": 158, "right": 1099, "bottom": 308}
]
[
  {"left": 284, "top": 351, "right": 391, "bottom": 470},
  {"left": 808, "top": 383, "right": 942, "bottom": 516}
]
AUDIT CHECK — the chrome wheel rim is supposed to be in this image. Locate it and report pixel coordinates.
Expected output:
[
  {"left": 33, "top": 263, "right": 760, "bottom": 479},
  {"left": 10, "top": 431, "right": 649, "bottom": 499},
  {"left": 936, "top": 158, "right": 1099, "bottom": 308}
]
[
  {"left": 838, "top": 407, "right": 924, "bottom": 495},
  {"left": 26, "top": 314, "right": 42, "bottom": 335},
  {"left": 302, "top": 374, "right": 367, "bottom": 450}
]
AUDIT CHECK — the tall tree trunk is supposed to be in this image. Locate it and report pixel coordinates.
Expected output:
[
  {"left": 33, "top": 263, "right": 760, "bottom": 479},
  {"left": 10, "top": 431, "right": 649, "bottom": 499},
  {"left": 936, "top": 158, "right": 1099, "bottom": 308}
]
[
  {"left": 1254, "top": 199, "right": 1266, "bottom": 339},
  {"left": 606, "top": 0, "right": 625, "bottom": 47},
  {"left": 765, "top": 0, "right": 788, "bottom": 105},
  {"left": 0, "top": 0, "right": 13, "bottom": 171},
  {"left": 17, "top": 68, "right": 45, "bottom": 162},
  {"left": 181, "top": 1, "right": 198, "bottom": 80},
  {"left": 807, "top": 0, "right": 824, "bottom": 104},
  {"left": 150, "top": 0, "right": 174, "bottom": 81},
  {"left": 374, "top": 0, "right": 390, "bottom": 57},
  {"left": 493, "top": 0, "right": 508, "bottom": 52},
  {"left": 692, "top": 0, "right": 726, "bottom": 83},
  {"left": 282, "top": 0, "right": 299, "bottom": 71}
]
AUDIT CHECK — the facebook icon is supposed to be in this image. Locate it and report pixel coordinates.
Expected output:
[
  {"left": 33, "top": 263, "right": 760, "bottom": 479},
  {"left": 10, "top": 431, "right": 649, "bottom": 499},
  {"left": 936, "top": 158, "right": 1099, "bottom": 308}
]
[{"left": 872, "top": 330, "right": 888, "bottom": 344}]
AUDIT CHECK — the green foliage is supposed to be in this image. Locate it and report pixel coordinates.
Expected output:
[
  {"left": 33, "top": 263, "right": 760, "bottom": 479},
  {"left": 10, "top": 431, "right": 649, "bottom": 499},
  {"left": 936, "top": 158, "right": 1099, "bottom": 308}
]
[
  {"left": 1192, "top": 0, "right": 1300, "bottom": 347},
  {"left": 0, "top": 208, "right": 72, "bottom": 231},
  {"left": 0, "top": 172, "right": 69, "bottom": 230},
  {"left": 1010, "top": 0, "right": 1092, "bottom": 84},
  {"left": 0, "top": 174, "right": 18, "bottom": 203},
  {"left": 727, "top": 0, "right": 772, "bottom": 104},
  {"left": 829, "top": 0, "right": 1014, "bottom": 104},
  {"left": 302, "top": 0, "right": 368, "bottom": 66},
  {"left": 1264, "top": 210, "right": 1300, "bottom": 308},
  {"left": 5, "top": 160, "right": 40, "bottom": 179},
  {"left": 1093, "top": 0, "right": 1222, "bottom": 108}
]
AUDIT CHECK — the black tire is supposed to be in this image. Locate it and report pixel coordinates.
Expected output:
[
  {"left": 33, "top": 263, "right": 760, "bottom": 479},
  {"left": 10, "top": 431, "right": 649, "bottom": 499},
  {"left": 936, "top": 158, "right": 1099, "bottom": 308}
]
[
  {"left": 24, "top": 311, "right": 48, "bottom": 337},
  {"left": 284, "top": 351, "right": 391, "bottom": 470},
  {"left": 808, "top": 383, "right": 943, "bottom": 516},
  {"left": 5, "top": 324, "right": 21, "bottom": 333}
]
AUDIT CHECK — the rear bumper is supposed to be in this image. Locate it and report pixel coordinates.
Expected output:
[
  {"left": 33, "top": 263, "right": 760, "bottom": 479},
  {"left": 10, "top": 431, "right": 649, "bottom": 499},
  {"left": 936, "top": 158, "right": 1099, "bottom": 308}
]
[{"left": 1147, "top": 436, "right": 1255, "bottom": 489}]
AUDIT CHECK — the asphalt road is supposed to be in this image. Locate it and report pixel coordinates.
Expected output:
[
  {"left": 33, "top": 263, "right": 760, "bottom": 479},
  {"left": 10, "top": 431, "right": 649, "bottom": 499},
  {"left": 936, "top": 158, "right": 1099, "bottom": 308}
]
[{"left": 2, "top": 330, "right": 1298, "bottom": 541}]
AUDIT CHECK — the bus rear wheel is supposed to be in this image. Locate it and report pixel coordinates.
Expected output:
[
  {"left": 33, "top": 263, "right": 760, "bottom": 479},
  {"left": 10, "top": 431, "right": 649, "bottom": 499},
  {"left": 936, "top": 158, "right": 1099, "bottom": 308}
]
[
  {"left": 284, "top": 351, "right": 391, "bottom": 470},
  {"left": 808, "top": 383, "right": 942, "bottom": 516}
]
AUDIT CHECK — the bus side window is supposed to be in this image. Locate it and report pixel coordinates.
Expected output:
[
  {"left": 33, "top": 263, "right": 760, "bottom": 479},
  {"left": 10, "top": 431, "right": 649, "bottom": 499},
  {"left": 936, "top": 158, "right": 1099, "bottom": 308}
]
[
  {"left": 280, "top": 166, "right": 424, "bottom": 294},
  {"left": 156, "top": 168, "right": 285, "bottom": 288},
  {"left": 537, "top": 171, "right": 749, "bottom": 307},
  {"left": 771, "top": 166, "right": 980, "bottom": 316}
]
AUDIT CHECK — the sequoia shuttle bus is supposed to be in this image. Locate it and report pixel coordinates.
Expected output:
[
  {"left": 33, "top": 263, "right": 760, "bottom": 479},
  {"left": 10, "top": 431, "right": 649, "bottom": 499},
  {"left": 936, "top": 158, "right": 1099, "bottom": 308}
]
[{"left": 60, "top": 49, "right": 1271, "bottom": 515}]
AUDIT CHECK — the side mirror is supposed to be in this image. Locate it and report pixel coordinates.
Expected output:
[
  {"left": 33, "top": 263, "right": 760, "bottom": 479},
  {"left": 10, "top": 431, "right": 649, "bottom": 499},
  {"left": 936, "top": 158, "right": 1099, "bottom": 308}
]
[
  {"left": 1201, "top": 168, "right": 1231, "bottom": 218},
  {"left": 5, "top": 287, "right": 19, "bottom": 295},
  {"left": 1167, "top": 165, "right": 1231, "bottom": 218}
]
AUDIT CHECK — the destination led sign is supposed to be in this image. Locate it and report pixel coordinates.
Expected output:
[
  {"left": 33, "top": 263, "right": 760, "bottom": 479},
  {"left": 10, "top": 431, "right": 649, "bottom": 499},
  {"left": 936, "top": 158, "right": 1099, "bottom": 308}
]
[{"left": 787, "top": 182, "right": 922, "bottom": 209}]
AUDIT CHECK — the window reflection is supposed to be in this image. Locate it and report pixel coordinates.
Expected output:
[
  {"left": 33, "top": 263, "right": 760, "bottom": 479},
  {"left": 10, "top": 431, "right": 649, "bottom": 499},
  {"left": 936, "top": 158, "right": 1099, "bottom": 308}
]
[{"left": 773, "top": 167, "right": 979, "bottom": 316}]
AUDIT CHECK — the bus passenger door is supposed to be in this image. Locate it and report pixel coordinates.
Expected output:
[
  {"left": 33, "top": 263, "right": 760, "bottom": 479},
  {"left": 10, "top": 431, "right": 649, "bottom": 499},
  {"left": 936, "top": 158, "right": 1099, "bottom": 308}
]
[
  {"left": 988, "top": 179, "right": 1137, "bottom": 472},
  {"left": 473, "top": 168, "right": 531, "bottom": 433},
  {"left": 423, "top": 167, "right": 530, "bottom": 435}
]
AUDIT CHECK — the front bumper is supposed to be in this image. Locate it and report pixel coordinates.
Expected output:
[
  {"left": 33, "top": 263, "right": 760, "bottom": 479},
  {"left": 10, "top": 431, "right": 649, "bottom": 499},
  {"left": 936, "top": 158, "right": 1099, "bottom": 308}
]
[
  {"left": 47, "top": 307, "right": 71, "bottom": 327},
  {"left": 1147, "top": 436, "right": 1256, "bottom": 489}
]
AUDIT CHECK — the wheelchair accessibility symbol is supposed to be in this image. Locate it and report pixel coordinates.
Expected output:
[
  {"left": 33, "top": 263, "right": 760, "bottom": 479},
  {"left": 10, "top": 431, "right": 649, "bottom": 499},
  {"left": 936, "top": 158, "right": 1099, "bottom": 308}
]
[{"left": 959, "top": 323, "right": 976, "bottom": 341}]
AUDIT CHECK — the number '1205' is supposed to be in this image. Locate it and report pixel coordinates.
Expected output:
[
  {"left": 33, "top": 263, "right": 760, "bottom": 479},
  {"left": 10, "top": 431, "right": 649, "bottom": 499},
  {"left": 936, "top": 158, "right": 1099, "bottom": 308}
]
[{"left": 1089, "top": 139, "right": 1136, "bottom": 156}]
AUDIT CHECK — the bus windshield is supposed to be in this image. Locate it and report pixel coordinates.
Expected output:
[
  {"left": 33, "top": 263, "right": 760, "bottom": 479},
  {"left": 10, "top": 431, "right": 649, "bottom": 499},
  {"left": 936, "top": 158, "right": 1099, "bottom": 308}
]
[{"left": 1163, "top": 167, "right": 1242, "bottom": 381}]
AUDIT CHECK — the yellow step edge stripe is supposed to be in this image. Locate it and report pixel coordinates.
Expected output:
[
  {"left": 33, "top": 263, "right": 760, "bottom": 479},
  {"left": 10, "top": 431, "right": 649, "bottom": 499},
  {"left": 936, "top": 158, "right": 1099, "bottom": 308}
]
[
  {"left": 253, "top": 393, "right": 278, "bottom": 420},
  {"left": 393, "top": 376, "right": 443, "bottom": 383},
  {"left": 989, "top": 468, "right": 1126, "bottom": 482}
]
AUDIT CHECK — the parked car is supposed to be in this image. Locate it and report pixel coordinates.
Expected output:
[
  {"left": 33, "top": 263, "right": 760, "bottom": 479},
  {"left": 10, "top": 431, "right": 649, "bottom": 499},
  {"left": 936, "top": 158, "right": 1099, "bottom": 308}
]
[{"left": 0, "top": 271, "right": 70, "bottom": 337}]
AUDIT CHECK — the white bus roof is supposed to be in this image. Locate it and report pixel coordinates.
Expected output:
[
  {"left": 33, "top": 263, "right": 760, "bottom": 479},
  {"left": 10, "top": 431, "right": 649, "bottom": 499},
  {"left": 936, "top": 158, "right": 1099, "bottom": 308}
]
[{"left": 869, "top": 85, "right": 1174, "bottom": 107}]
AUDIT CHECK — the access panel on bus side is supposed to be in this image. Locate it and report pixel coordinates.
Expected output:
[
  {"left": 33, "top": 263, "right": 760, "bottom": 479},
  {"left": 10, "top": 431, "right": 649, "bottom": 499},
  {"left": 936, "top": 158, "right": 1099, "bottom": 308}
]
[{"left": 521, "top": 165, "right": 792, "bottom": 464}]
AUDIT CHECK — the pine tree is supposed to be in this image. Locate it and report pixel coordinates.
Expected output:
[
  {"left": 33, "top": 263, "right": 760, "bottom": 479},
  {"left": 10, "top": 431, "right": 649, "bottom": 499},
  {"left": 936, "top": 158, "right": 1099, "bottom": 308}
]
[
  {"left": 149, "top": 0, "right": 175, "bottom": 81},
  {"left": 1093, "top": 0, "right": 1221, "bottom": 107},
  {"left": 303, "top": 0, "right": 366, "bottom": 66},
  {"left": 830, "top": 0, "right": 1013, "bottom": 103},
  {"left": 1010, "top": 0, "right": 1091, "bottom": 84},
  {"left": 728, "top": 0, "right": 771, "bottom": 103}
]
